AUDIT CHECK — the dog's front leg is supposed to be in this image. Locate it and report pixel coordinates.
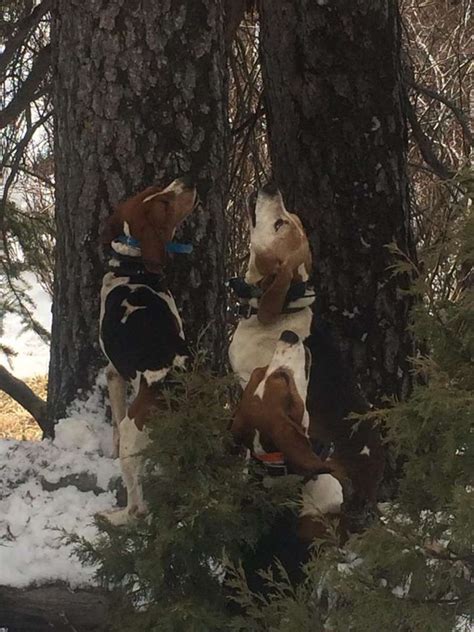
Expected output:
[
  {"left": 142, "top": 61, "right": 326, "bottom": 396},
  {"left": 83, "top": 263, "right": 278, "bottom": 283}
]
[{"left": 106, "top": 363, "right": 127, "bottom": 458}]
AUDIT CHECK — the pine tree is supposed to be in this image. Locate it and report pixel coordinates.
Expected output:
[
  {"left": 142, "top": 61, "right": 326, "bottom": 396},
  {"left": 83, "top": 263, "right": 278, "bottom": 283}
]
[{"left": 74, "top": 355, "right": 301, "bottom": 631}]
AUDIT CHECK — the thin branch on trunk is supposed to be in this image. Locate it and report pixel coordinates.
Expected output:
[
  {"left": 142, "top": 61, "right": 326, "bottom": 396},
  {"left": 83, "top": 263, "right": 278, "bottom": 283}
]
[
  {"left": 0, "top": 0, "right": 51, "bottom": 79},
  {"left": 0, "top": 45, "right": 51, "bottom": 130},
  {"left": 0, "top": 365, "right": 53, "bottom": 437},
  {"left": 407, "top": 79, "right": 473, "bottom": 148},
  {"left": 0, "top": 111, "right": 52, "bottom": 227},
  {"left": 405, "top": 94, "right": 454, "bottom": 181}
]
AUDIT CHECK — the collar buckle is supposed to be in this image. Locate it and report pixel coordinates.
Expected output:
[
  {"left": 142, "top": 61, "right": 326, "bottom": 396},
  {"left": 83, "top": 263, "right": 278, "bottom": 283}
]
[
  {"left": 116, "top": 235, "right": 141, "bottom": 248},
  {"left": 252, "top": 451, "right": 288, "bottom": 477},
  {"left": 239, "top": 303, "right": 254, "bottom": 319}
]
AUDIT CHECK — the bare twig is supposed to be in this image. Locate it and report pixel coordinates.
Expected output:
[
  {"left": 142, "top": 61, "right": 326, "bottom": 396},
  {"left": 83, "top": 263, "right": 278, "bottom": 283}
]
[
  {"left": 0, "top": 0, "right": 51, "bottom": 79},
  {"left": 0, "top": 45, "right": 51, "bottom": 129},
  {"left": 405, "top": 92, "right": 454, "bottom": 181},
  {"left": 407, "top": 79, "right": 472, "bottom": 148}
]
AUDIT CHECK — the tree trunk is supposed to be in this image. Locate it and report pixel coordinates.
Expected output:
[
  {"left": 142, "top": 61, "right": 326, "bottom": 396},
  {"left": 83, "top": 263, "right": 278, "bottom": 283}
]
[
  {"left": 259, "top": 0, "right": 415, "bottom": 405},
  {"left": 49, "top": 0, "right": 228, "bottom": 421}
]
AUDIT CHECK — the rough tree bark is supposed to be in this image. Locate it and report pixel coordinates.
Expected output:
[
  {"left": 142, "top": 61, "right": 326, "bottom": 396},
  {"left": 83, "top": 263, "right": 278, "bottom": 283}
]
[
  {"left": 259, "top": 0, "right": 415, "bottom": 405},
  {"left": 49, "top": 0, "right": 229, "bottom": 421},
  {"left": 0, "top": 584, "right": 111, "bottom": 631}
]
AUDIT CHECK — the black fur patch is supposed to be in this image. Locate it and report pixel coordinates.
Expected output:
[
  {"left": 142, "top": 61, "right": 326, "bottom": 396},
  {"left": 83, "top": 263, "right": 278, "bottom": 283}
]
[
  {"left": 100, "top": 283, "right": 188, "bottom": 380},
  {"left": 306, "top": 319, "right": 368, "bottom": 437},
  {"left": 261, "top": 181, "right": 278, "bottom": 196}
]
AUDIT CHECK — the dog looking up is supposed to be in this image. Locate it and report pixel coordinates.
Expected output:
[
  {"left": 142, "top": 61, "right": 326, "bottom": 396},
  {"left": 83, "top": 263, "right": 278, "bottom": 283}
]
[
  {"left": 99, "top": 177, "right": 198, "bottom": 525},
  {"left": 229, "top": 183, "right": 383, "bottom": 521},
  {"left": 229, "top": 182, "right": 315, "bottom": 387}
]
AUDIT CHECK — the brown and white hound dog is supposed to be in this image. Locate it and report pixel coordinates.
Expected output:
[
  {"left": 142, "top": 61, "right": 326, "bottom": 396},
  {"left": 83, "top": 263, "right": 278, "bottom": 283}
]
[
  {"left": 232, "top": 330, "right": 344, "bottom": 542},
  {"left": 99, "top": 177, "right": 198, "bottom": 525},
  {"left": 229, "top": 183, "right": 384, "bottom": 540}
]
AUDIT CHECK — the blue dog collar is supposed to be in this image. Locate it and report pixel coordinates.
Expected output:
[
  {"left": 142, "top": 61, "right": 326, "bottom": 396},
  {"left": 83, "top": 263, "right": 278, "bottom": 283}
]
[
  {"left": 166, "top": 242, "right": 193, "bottom": 254},
  {"left": 115, "top": 235, "right": 193, "bottom": 254},
  {"left": 116, "top": 235, "right": 140, "bottom": 248}
]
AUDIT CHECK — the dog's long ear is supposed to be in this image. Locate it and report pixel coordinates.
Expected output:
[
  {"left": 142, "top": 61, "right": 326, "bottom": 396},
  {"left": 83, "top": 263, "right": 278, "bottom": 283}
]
[
  {"left": 140, "top": 185, "right": 196, "bottom": 273},
  {"left": 101, "top": 186, "right": 164, "bottom": 247},
  {"left": 270, "top": 413, "right": 332, "bottom": 476},
  {"left": 230, "top": 408, "right": 255, "bottom": 451},
  {"left": 257, "top": 262, "right": 293, "bottom": 325},
  {"left": 101, "top": 211, "right": 123, "bottom": 245},
  {"left": 139, "top": 212, "right": 170, "bottom": 273},
  {"left": 231, "top": 366, "right": 268, "bottom": 449},
  {"left": 287, "top": 214, "right": 313, "bottom": 280}
]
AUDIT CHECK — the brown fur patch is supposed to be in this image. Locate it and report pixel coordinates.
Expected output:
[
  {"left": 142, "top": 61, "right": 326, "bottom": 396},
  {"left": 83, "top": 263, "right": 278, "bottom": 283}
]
[
  {"left": 232, "top": 365, "right": 332, "bottom": 476},
  {"left": 101, "top": 182, "right": 196, "bottom": 273}
]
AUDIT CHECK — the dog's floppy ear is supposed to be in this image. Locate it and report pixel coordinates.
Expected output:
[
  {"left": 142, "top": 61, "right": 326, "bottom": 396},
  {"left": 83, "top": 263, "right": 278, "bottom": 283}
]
[
  {"left": 140, "top": 192, "right": 176, "bottom": 272},
  {"left": 230, "top": 408, "right": 255, "bottom": 451},
  {"left": 257, "top": 262, "right": 293, "bottom": 325},
  {"left": 101, "top": 186, "right": 163, "bottom": 247},
  {"left": 286, "top": 214, "right": 313, "bottom": 280},
  {"left": 270, "top": 413, "right": 332, "bottom": 476},
  {"left": 101, "top": 211, "right": 123, "bottom": 245},
  {"left": 139, "top": 216, "right": 170, "bottom": 273},
  {"left": 230, "top": 366, "right": 268, "bottom": 449},
  {"left": 140, "top": 185, "right": 196, "bottom": 273}
]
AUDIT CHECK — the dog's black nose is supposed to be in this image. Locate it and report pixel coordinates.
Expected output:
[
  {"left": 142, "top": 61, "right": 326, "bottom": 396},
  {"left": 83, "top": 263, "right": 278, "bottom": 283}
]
[
  {"left": 261, "top": 181, "right": 279, "bottom": 196},
  {"left": 280, "top": 330, "right": 299, "bottom": 344}
]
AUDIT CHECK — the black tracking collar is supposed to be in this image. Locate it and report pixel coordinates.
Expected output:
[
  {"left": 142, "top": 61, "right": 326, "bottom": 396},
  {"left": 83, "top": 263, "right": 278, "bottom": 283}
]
[
  {"left": 107, "top": 251, "right": 167, "bottom": 292},
  {"left": 234, "top": 303, "right": 309, "bottom": 319},
  {"left": 227, "top": 276, "right": 314, "bottom": 320},
  {"left": 252, "top": 439, "right": 334, "bottom": 479},
  {"left": 228, "top": 277, "right": 308, "bottom": 302}
]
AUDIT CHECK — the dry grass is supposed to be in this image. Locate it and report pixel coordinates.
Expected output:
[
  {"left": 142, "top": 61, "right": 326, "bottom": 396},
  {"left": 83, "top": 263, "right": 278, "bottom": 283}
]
[{"left": 0, "top": 375, "right": 47, "bottom": 441}]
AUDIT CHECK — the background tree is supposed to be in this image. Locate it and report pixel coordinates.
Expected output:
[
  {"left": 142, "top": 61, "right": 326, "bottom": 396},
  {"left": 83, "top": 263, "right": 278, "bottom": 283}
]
[
  {"left": 259, "top": 0, "right": 415, "bottom": 406},
  {"left": 48, "top": 0, "right": 230, "bottom": 420},
  {"left": 0, "top": 1, "right": 471, "bottom": 431},
  {"left": 0, "top": 0, "right": 53, "bottom": 340}
]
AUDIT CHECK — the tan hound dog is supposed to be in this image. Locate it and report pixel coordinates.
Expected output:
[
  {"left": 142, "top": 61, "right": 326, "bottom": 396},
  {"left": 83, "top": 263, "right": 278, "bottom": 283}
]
[
  {"left": 229, "top": 183, "right": 313, "bottom": 385},
  {"left": 229, "top": 183, "right": 383, "bottom": 539}
]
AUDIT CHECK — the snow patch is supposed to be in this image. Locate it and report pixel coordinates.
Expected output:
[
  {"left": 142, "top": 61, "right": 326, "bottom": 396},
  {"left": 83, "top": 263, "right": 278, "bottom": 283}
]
[
  {"left": 0, "top": 379, "right": 121, "bottom": 588},
  {"left": 1, "top": 272, "right": 51, "bottom": 377}
]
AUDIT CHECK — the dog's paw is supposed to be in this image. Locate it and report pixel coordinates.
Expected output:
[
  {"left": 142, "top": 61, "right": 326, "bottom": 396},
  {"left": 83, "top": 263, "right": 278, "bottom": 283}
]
[
  {"left": 110, "top": 444, "right": 120, "bottom": 460},
  {"left": 97, "top": 508, "right": 132, "bottom": 526},
  {"left": 97, "top": 502, "right": 148, "bottom": 526}
]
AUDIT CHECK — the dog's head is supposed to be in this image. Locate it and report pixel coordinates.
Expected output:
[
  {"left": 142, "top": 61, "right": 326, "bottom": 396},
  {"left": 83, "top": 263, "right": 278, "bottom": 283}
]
[
  {"left": 231, "top": 330, "right": 330, "bottom": 476},
  {"left": 102, "top": 177, "right": 198, "bottom": 273},
  {"left": 245, "top": 183, "right": 312, "bottom": 323}
]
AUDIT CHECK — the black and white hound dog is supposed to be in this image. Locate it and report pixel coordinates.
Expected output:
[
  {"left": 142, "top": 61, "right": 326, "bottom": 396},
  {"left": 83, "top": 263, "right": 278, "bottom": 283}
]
[{"left": 99, "top": 177, "right": 198, "bottom": 525}]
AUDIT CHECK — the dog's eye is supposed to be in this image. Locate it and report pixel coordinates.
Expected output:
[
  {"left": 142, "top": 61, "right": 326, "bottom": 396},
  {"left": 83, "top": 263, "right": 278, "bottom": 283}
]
[{"left": 274, "top": 219, "right": 286, "bottom": 231}]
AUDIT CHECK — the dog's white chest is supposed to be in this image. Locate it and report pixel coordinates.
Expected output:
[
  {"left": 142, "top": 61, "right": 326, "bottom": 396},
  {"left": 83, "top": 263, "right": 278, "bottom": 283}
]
[{"left": 229, "top": 308, "right": 312, "bottom": 386}]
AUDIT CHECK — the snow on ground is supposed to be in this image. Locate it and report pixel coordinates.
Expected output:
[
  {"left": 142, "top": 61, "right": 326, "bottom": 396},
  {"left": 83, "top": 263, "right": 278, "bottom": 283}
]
[
  {"left": 0, "top": 377, "right": 121, "bottom": 588},
  {"left": 1, "top": 272, "right": 51, "bottom": 378}
]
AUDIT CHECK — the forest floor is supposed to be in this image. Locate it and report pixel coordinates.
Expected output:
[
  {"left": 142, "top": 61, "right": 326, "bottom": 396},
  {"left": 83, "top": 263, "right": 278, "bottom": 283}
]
[{"left": 0, "top": 375, "right": 46, "bottom": 441}]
